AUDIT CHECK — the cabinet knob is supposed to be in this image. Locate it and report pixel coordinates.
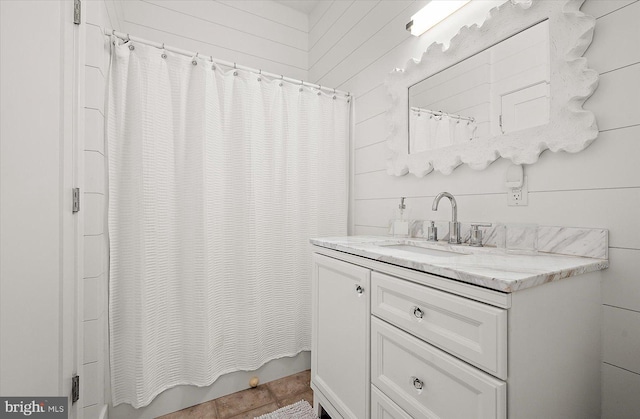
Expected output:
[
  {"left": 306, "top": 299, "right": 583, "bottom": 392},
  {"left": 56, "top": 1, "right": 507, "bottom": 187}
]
[
  {"left": 412, "top": 377, "right": 424, "bottom": 391},
  {"left": 413, "top": 306, "right": 424, "bottom": 319},
  {"left": 355, "top": 285, "right": 364, "bottom": 295}
]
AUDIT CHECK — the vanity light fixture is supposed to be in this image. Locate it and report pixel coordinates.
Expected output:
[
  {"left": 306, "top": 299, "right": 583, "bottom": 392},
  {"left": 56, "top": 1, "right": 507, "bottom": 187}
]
[{"left": 406, "top": 0, "right": 472, "bottom": 37}]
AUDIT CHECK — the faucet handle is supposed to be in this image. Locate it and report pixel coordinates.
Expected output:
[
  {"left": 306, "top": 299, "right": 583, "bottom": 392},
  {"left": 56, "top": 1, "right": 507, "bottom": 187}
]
[
  {"left": 470, "top": 223, "right": 492, "bottom": 229},
  {"left": 469, "top": 223, "right": 492, "bottom": 247}
]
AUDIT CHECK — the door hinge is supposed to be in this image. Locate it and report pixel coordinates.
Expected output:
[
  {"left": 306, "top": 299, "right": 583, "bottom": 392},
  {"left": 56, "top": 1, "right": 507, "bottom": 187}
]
[
  {"left": 499, "top": 114, "right": 504, "bottom": 133},
  {"left": 71, "top": 375, "right": 80, "bottom": 403},
  {"left": 73, "top": 0, "right": 81, "bottom": 25},
  {"left": 72, "top": 188, "right": 80, "bottom": 213}
]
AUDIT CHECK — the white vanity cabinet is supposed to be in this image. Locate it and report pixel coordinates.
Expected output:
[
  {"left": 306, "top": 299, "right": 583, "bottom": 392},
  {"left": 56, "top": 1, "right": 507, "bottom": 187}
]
[{"left": 311, "top": 246, "right": 603, "bottom": 419}]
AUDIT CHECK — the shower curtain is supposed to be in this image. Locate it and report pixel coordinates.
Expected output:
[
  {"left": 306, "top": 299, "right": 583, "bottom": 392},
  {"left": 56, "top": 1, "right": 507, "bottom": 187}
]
[
  {"left": 107, "top": 39, "right": 350, "bottom": 408},
  {"left": 410, "top": 108, "right": 477, "bottom": 152}
]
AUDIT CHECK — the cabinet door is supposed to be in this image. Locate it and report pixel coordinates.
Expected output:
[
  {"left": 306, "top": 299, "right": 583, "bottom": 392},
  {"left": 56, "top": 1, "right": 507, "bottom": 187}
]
[{"left": 312, "top": 253, "right": 370, "bottom": 419}]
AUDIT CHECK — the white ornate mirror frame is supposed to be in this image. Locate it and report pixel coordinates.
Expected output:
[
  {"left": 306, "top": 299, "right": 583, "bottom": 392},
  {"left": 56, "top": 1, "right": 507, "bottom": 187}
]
[{"left": 386, "top": 0, "right": 598, "bottom": 177}]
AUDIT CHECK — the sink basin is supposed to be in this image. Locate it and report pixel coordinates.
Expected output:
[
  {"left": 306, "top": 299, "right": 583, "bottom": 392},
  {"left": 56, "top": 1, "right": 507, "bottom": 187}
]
[{"left": 377, "top": 244, "right": 463, "bottom": 257}]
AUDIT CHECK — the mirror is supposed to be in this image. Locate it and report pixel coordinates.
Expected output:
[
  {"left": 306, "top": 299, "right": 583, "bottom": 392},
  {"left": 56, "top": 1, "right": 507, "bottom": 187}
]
[
  {"left": 409, "top": 20, "right": 549, "bottom": 154},
  {"left": 386, "top": 0, "right": 598, "bottom": 176}
]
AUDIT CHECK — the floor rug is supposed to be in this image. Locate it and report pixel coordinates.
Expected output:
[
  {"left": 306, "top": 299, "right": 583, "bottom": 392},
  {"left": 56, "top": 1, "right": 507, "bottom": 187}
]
[{"left": 254, "top": 400, "right": 315, "bottom": 419}]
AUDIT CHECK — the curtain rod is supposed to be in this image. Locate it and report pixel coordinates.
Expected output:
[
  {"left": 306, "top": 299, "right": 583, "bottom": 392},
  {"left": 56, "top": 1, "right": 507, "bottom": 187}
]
[
  {"left": 105, "top": 29, "right": 350, "bottom": 98},
  {"left": 410, "top": 106, "right": 475, "bottom": 123}
]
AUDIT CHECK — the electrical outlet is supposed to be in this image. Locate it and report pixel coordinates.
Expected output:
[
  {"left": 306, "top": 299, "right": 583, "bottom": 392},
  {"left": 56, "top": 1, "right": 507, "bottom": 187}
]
[{"left": 508, "top": 176, "right": 528, "bottom": 206}]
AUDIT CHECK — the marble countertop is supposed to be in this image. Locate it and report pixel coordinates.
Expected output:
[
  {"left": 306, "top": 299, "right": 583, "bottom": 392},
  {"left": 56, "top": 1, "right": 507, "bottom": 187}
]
[{"left": 310, "top": 236, "right": 609, "bottom": 293}]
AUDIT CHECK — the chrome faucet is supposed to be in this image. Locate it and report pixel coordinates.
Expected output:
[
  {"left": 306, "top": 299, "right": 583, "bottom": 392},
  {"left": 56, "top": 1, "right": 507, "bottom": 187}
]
[{"left": 432, "top": 192, "right": 461, "bottom": 244}]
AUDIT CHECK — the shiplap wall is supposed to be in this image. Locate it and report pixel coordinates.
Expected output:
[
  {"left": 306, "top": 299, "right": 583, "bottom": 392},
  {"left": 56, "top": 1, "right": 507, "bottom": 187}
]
[
  {"left": 83, "top": 1, "right": 118, "bottom": 418},
  {"left": 105, "top": 0, "right": 308, "bottom": 80},
  {"left": 309, "top": 0, "right": 640, "bottom": 417}
]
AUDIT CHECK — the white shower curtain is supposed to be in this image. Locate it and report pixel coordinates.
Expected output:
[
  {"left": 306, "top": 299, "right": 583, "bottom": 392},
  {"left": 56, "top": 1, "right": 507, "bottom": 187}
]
[{"left": 107, "top": 39, "right": 350, "bottom": 408}]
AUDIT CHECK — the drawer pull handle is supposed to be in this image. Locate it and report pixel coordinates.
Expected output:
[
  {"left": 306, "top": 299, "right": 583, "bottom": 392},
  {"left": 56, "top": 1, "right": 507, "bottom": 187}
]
[
  {"left": 355, "top": 285, "right": 364, "bottom": 295},
  {"left": 413, "top": 306, "right": 424, "bottom": 319},
  {"left": 412, "top": 377, "right": 424, "bottom": 391}
]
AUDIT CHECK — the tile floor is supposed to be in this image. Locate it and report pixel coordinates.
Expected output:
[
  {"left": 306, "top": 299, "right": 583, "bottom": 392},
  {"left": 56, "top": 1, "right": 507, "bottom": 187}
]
[{"left": 158, "top": 370, "right": 313, "bottom": 419}]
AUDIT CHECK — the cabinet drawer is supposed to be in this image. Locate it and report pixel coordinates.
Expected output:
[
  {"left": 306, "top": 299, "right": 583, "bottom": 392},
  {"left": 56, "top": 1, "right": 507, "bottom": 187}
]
[
  {"left": 371, "top": 317, "right": 506, "bottom": 419},
  {"left": 371, "top": 271, "right": 507, "bottom": 378},
  {"left": 371, "top": 385, "right": 412, "bottom": 419}
]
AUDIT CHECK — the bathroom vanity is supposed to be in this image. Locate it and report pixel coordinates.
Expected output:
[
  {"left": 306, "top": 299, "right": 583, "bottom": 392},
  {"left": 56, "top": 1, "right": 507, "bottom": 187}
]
[{"left": 310, "top": 236, "right": 608, "bottom": 419}]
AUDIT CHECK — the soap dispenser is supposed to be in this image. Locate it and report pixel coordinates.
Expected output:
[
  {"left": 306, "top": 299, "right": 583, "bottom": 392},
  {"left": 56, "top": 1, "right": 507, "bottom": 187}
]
[{"left": 391, "top": 197, "right": 410, "bottom": 238}]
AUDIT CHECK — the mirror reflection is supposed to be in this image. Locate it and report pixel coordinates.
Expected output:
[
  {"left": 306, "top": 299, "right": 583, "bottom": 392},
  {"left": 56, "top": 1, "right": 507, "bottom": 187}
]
[{"left": 408, "top": 19, "right": 550, "bottom": 154}]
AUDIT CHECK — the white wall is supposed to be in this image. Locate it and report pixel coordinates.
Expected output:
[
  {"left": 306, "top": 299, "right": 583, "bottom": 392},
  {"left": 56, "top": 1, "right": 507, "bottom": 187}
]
[
  {"left": 308, "top": 0, "right": 640, "bottom": 417},
  {"left": 0, "top": 0, "right": 78, "bottom": 415},
  {"left": 82, "top": 2, "right": 116, "bottom": 418},
  {"left": 105, "top": 0, "right": 308, "bottom": 80}
]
